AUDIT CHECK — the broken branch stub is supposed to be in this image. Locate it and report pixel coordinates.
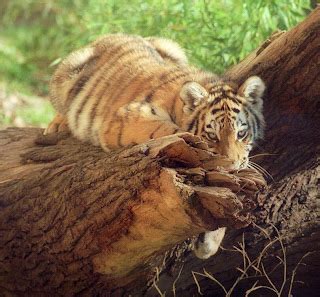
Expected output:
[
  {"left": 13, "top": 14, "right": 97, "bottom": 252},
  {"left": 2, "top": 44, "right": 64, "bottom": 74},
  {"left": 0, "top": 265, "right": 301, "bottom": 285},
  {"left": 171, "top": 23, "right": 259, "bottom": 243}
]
[{"left": 146, "top": 133, "right": 266, "bottom": 229}]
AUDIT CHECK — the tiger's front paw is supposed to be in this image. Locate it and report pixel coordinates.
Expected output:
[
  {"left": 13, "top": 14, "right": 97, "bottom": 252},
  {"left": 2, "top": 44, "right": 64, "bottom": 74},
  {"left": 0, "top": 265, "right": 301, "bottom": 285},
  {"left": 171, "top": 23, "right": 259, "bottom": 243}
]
[
  {"left": 44, "top": 113, "right": 69, "bottom": 135},
  {"left": 194, "top": 228, "right": 226, "bottom": 259}
]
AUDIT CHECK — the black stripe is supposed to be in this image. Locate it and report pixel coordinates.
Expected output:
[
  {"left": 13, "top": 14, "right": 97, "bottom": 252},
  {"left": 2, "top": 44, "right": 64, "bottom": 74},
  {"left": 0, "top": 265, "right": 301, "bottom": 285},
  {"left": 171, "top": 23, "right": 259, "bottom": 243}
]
[
  {"left": 117, "top": 117, "right": 124, "bottom": 147},
  {"left": 145, "top": 93, "right": 153, "bottom": 102},
  {"left": 245, "top": 104, "right": 262, "bottom": 132},
  {"left": 250, "top": 117, "right": 258, "bottom": 139},
  {"left": 226, "top": 96, "right": 241, "bottom": 104},
  {"left": 150, "top": 70, "right": 190, "bottom": 96},
  {"left": 168, "top": 112, "right": 175, "bottom": 123},
  {"left": 123, "top": 64, "right": 174, "bottom": 103},
  {"left": 74, "top": 93, "right": 89, "bottom": 127},
  {"left": 232, "top": 108, "right": 240, "bottom": 113},
  {"left": 172, "top": 128, "right": 179, "bottom": 134},
  {"left": 215, "top": 113, "right": 226, "bottom": 121},
  {"left": 230, "top": 96, "right": 242, "bottom": 104},
  {"left": 244, "top": 106, "right": 259, "bottom": 139},
  {"left": 197, "top": 111, "right": 207, "bottom": 136},
  {"left": 101, "top": 117, "right": 115, "bottom": 146},
  {"left": 211, "top": 96, "right": 224, "bottom": 105},
  {"left": 225, "top": 104, "right": 231, "bottom": 111},
  {"left": 98, "top": 49, "right": 150, "bottom": 100},
  {"left": 150, "top": 123, "right": 163, "bottom": 139},
  {"left": 211, "top": 95, "right": 241, "bottom": 106},
  {"left": 86, "top": 56, "right": 152, "bottom": 130},
  {"left": 187, "top": 118, "right": 196, "bottom": 131},
  {"left": 150, "top": 107, "right": 156, "bottom": 115},
  {"left": 135, "top": 70, "right": 190, "bottom": 108},
  {"left": 187, "top": 109, "right": 202, "bottom": 132},
  {"left": 246, "top": 120, "right": 252, "bottom": 133},
  {"left": 147, "top": 70, "right": 189, "bottom": 123},
  {"left": 70, "top": 39, "right": 141, "bottom": 105},
  {"left": 210, "top": 108, "right": 222, "bottom": 115},
  {"left": 193, "top": 109, "right": 207, "bottom": 136},
  {"left": 73, "top": 42, "right": 145, "bottom": 129},
  {"left": 169, "top": 96, "right": 178, "bottom": 123},
  {"left": 67, "top": 75, "right": 91, "bottom": 103},
  {"left": 66, "top": 56, "right": 98, "bottom": 103},
  {"left": 98, "top": 56, "right": 156, "bottom": 111},
  {"left": 143, "top": 45, "right": 163, "bottom": 63}
]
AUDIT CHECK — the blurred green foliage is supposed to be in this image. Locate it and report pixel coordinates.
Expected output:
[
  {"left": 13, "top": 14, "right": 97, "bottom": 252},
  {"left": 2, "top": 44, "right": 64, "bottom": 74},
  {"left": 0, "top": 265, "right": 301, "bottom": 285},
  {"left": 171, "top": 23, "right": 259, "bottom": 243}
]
[
  {"left": 0, "top": 0, "right": 312, "bottom": 127},
  {"left": 0, "top": 0, "right": 311, "bottom": 95}
]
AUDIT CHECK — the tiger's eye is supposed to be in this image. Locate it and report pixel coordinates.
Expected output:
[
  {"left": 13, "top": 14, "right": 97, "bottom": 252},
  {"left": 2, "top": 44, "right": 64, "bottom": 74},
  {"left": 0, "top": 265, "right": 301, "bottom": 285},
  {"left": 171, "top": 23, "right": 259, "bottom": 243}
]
[{"left": 237, "top": 130, "right": 248, "bottom": 140}]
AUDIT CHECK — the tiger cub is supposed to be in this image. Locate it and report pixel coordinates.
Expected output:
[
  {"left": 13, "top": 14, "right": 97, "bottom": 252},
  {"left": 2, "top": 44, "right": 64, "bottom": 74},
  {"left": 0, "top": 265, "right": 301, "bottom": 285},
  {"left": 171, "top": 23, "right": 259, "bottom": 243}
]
[{"left": 46, "top": 34, "right": 265, "bottom": 259}]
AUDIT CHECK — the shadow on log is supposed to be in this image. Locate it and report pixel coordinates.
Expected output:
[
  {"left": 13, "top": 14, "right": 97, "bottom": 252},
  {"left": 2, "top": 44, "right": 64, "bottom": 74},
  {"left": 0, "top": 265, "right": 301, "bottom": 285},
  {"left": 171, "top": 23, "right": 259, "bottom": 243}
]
[{"left": 1, "top": 6, "right": 320, "bottom": 297}]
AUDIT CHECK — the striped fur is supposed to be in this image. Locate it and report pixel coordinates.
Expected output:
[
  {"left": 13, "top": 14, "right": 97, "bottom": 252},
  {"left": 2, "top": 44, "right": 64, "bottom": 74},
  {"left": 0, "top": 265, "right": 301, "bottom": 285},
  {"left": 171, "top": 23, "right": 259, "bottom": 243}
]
[{"left": 48, "top": 33, "right": 265, "bottom": 170}]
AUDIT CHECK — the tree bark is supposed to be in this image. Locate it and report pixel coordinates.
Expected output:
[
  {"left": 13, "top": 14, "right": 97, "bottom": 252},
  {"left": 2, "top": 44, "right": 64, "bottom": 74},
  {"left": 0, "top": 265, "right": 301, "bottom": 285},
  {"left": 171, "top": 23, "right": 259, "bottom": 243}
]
[
  {"left": 0, "top": 129, "right": 264, "bottom": 296},
  {"left": 1, "top": 6, "right": 320, "bottom": 297}
]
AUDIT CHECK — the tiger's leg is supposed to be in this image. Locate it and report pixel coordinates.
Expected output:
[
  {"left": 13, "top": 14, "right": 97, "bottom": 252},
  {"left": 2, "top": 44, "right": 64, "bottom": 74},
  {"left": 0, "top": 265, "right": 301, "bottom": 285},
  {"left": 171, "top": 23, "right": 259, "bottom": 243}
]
[
  {"left": 99, "top": 104, "right": 182, "bottom": 150},
  {"left": 194, "top": 228, "right": 226, "bottom": 259},
  {"left": 145, "top": 37, "right": 188, "bottom": 66},
  {"left": 44, "top": 113, "right": 69, "bottom": 135}
]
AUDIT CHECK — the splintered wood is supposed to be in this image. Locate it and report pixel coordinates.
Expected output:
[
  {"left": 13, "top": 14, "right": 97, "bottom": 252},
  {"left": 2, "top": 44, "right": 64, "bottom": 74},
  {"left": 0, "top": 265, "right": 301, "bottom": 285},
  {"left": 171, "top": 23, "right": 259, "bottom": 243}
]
[{"left": 148, "top": 133, "right": 266, "bottom": 229}]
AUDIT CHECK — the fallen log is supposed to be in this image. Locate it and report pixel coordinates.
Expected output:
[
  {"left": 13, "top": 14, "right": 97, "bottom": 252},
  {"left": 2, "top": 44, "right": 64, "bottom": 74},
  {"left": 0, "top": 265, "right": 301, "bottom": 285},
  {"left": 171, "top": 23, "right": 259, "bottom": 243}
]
[{"left": 0, "top": 129, "right": 264, "bottom": 295}]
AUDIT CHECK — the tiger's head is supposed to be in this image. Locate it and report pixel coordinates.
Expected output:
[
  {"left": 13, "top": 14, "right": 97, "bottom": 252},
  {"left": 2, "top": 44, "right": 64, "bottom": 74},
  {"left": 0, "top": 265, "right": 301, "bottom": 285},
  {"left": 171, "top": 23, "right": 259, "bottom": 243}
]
[{"left": 180, "top": 76, "right": 265, "bottom": 170}]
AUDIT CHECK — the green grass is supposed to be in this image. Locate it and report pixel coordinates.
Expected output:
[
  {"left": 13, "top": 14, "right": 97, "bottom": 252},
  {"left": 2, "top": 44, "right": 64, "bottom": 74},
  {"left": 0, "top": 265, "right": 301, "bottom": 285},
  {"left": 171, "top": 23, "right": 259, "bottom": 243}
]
[
  {"left": 0, "top": 0, "right": 312, "bottom": 127},
  {"left": 16, "top": 101, "right": 55, "bottom": 127},
  {"left": 0, "top": 84, "right": 55, "bottom": 128}
]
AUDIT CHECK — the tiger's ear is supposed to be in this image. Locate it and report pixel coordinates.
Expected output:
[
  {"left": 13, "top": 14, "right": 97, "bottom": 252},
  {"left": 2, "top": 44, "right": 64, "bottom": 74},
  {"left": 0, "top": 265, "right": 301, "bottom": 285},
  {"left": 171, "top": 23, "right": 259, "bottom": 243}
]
[
  {"left": 180, "top": 82, "right": 208, "bottom": 114},
  {"left": 239, "top": 76, "right": 265, "bottom": 104}
]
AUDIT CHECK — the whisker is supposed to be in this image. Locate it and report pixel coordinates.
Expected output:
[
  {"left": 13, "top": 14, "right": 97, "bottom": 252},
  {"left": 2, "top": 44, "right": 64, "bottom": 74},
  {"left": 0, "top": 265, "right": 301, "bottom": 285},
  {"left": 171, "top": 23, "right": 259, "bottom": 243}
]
[
  {"left": 248, "top": 162, "right": 265, "bottom": 177},
  {"left": 247, "top": 163, "right": 262, "bottom": 175},
  {"left": 249, "top": 161, "right": 274, "bottom": 181},
  {"left": 249, "top": 162, "right": 270, "bottom": 177},
  {"left": 249, "top": 163, "right": 273, "bottom": 182},
  {"left": 252, "top": 163, "right": 272, "bottom": 178},
  {"left": 249, "top": 153, "right": 278, "bottom": 159}
]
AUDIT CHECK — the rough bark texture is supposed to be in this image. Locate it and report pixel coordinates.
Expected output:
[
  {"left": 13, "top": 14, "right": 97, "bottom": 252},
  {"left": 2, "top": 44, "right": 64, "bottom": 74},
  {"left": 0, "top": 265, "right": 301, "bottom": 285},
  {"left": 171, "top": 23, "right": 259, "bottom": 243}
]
[
  {"left": 1, "top": 6, "right": 320, "bottom": 297},
  {"left": 0, "top": 129, "right": 265, "bottom": 296}
]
